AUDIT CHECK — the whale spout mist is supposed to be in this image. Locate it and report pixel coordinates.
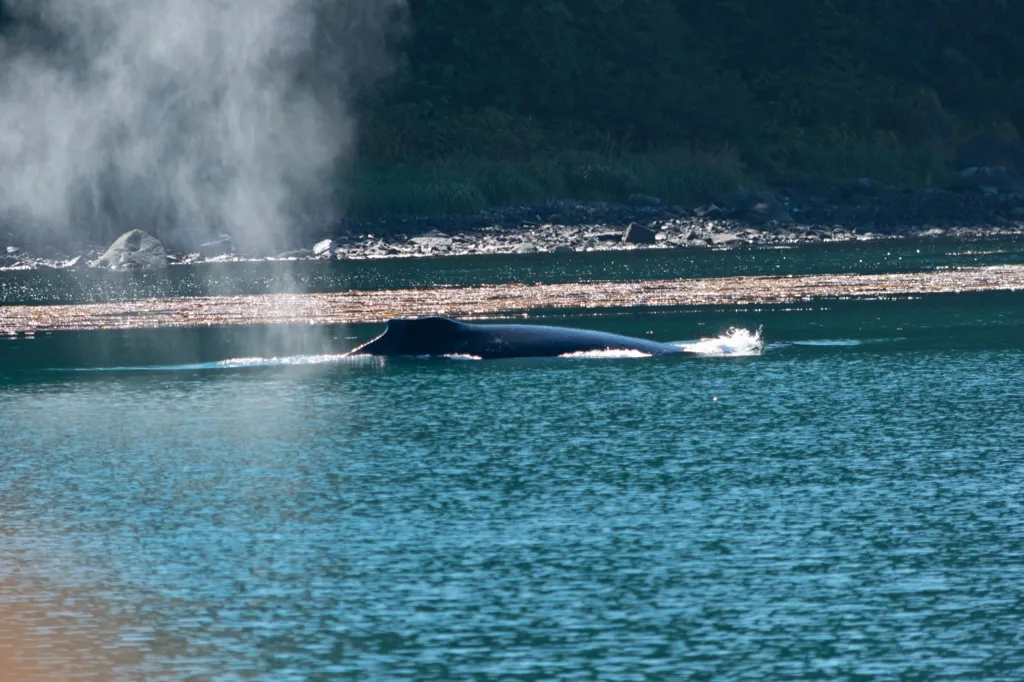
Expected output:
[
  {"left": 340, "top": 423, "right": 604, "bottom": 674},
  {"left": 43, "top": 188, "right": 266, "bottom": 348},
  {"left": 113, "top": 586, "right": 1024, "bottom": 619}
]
[{"left": 0, "top": 0, "right": 405, "bottom": 252}]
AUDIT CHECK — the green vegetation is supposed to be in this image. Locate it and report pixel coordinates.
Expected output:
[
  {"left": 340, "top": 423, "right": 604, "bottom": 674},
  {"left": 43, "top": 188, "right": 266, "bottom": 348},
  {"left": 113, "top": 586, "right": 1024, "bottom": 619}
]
[
  {"left": 3, "top": 0, "right": 1022, "bottom": 216},
  {"left": 340, "top": 150, "right": 749, "bottom": 218},
  {"left": 349, "top": 0, "right": 1024, "bottom": 211}
]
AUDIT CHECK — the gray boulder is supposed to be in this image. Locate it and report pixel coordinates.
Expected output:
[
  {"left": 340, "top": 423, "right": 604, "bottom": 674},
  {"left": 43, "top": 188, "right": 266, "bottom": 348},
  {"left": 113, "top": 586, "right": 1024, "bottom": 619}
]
[
  {"left": 313, "top": 238, "right": 336, "bottom": 259},
  {"left": 513, "top": 242, "right": 539, "bottom": 254},
  {"left": 710, "top": 232, "right": 743, "bottom": 246},
  {"left": 96, "top": 230, "right": 168, "bottom": 270},
  {"left": 622, "top": 223, "right": 657, "bottom": 244}
]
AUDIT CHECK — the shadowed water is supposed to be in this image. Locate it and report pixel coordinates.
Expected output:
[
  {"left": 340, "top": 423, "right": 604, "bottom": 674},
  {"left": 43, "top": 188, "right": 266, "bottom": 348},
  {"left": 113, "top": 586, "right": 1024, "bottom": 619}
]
[{"left": 2, "top": 295, "right": 1024, "bottom": 680}]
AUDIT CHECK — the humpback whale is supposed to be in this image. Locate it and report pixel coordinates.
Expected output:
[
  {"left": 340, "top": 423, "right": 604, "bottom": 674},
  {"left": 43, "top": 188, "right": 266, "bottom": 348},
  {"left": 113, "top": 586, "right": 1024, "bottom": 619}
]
[{"left": 348, "top": 317, "right": 689, "bottom": 359}]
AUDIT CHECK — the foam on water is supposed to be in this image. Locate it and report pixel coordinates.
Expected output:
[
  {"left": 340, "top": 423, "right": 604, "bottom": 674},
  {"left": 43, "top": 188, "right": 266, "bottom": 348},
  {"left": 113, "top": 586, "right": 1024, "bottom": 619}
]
[
  {"left": 62, "top": 354, "right": 360, "bottom": 372},
  {"left": 791, "top": 339, "right": 863, "bottom": 347},
  {"left": 679, "top": 327, "right": 764, "bottom": 357},
  {"left": 559, "top": 349, "right": 654, "bottom": 359}
]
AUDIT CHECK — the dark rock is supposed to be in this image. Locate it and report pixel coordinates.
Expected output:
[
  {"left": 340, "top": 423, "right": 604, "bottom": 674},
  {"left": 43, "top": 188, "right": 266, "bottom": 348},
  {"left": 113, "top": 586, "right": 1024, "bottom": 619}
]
[
  {"left": 96, "top": 230, "right": 168, "bottom": 270},
  {"left": 694, "top": 203, "right": 726, "bottom": 220},
  {"left": 628, "top": 193, "right": 662, "bottom": 208},
  {"left": 553, "top": 245, "right": 574, "bottom": 254},
  {"left": 952, "top": 167, "right": 1024, "bottom": 195},
  {"left": 841, "top": 178, "right": 881, "bottom": 199},
  {"left": 715, "top": 189, "right": 760, "bottom": 213},
  {"left": 746, "top": 200, "right": 794, "bottom": 224},
  {"left": 622, "top": 223, "right": 656, "bottom": 244}
]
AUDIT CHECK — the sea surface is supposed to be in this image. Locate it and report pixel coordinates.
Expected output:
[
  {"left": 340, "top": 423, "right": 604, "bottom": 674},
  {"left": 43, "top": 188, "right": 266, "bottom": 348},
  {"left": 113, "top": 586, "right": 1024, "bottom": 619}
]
[{"left": 2, "top": 238, "right": 1024, "bottom": 680}]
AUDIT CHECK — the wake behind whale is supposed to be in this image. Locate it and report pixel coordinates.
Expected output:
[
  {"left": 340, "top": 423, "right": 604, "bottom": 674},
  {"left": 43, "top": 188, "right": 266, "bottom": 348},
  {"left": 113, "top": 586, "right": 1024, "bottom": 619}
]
[{"left": 45, "top": 320, "right": 763, "bottom": 372}]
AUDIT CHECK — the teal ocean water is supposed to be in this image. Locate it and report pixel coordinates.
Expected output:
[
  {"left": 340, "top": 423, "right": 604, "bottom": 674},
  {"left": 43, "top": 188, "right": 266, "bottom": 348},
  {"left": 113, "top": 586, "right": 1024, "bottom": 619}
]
[{"left": 2, "top": 241, "right": 1024, "bottom": 680}]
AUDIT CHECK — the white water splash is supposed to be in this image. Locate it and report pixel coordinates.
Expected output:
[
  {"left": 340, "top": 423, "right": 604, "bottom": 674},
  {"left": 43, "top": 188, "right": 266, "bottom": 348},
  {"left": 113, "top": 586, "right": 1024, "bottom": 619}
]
[
  {"left": 680, "top": 327, "right": 764, "bottom": 357},
  {"left": 559, "top": 349, "right": 654, "bottom": 359}
]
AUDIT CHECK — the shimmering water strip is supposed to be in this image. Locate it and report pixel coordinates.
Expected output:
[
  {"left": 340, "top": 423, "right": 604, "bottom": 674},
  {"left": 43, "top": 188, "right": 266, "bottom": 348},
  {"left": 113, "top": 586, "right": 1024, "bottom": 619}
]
[{"left": 1, "top": 265, "right": 1022, "bottom": 334}]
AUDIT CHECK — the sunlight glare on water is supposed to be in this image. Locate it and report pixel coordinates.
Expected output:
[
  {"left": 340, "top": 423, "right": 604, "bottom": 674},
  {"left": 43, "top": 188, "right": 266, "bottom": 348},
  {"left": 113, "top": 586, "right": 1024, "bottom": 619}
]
[{"left": 2, "top": 246, "right": 1024, "bottom": 680}]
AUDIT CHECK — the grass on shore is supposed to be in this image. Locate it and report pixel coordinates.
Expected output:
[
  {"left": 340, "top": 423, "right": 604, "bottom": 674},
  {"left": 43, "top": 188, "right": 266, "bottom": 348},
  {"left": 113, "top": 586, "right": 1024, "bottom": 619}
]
[{"left": 338, "top": 133, "right": 955, "bottom": 220}]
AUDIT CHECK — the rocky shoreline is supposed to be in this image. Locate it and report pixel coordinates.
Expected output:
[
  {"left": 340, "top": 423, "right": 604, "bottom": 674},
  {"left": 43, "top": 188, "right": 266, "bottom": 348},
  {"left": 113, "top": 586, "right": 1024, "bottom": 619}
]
[{"left": 3, "top": 170, "right": 1024, "bottom": 271}]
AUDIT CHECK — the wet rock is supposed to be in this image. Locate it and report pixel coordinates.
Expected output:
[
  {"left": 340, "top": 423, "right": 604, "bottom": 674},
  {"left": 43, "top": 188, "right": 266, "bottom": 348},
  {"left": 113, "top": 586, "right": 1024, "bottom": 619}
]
[
  {"left": 96, "top": 230, "right": 168, "bottom": 270},
  {"left": 513, "top": 243, "right": 539, "bottom": 254},
  {"left": 553, "top": 245, "right": 574, "bottom": 254},
  {"left": 198, "top": 235, "right": 235, "bottom": 259},
  {"left": 622, "top": 223, "right": 656, "bottom": 244},
  {"left": 313, "top": 238, "right": 336, "bottom": 259}
]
